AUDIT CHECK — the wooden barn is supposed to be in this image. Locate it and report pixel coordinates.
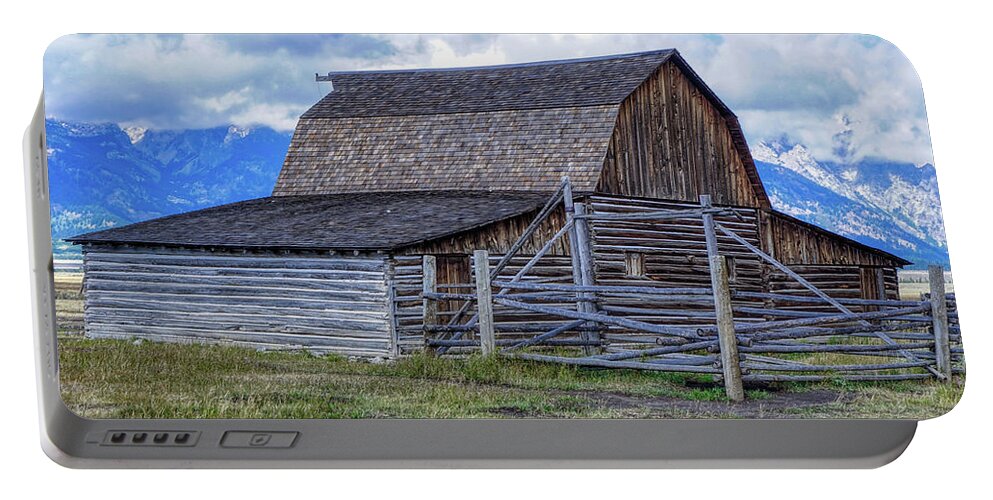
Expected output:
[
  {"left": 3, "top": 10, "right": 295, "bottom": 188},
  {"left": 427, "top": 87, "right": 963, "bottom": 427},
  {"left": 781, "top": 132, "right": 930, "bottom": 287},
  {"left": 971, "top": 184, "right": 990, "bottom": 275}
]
[{"left": 68, "top": 49, "right": 911, "bottom": 359}]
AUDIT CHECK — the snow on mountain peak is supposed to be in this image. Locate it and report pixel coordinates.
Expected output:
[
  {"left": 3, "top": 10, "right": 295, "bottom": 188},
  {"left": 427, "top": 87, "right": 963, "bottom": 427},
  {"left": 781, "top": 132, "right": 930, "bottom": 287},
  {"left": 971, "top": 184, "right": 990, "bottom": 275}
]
[
  {"left": 754, "top": 141, "right": 818, "bottom": 174},
  {"left": 750, "top": 141, "right": 778, "bottom": 163},
  {"left": 123, "top": 126, "right": 147, "bottom": 144},
  {"left": 752, "top": 138, "right": 948, "bottom": 267},
  {"left": 224, "top": 125, "right": 251, "bottom": 143},
  {"left": 755, "top": 140, "right": 854, "bottom": 198},
  {"left": 49, "top": 120, "right": 119, "bottom": 138}
]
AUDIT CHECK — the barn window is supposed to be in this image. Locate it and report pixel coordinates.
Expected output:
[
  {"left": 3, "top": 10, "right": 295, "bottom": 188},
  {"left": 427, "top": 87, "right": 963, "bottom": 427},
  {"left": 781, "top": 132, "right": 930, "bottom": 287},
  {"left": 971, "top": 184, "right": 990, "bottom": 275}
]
[{"left": 624, "top": 252, "right": 647, "bottom": 278}]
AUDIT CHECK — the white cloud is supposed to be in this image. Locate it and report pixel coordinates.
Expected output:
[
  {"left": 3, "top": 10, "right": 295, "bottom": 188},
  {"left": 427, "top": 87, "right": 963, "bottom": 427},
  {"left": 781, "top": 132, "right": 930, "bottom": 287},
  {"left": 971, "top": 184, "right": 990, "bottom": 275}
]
[
  {"left": 44, "top": 34, "right": 934, "bottom": 165},
  {"left": 227, "top": 102, "right": 304, "bottom": 131},
  {"left": 193, "top": 87, "right": 252, "bottom": 113}
]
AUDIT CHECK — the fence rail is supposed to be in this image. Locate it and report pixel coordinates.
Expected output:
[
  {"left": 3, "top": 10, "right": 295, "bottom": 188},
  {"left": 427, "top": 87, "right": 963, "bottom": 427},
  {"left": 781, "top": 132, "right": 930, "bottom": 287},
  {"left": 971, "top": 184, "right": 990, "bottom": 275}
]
[{"left": 412, "top": 179, "right": 963, "bottom": 402}]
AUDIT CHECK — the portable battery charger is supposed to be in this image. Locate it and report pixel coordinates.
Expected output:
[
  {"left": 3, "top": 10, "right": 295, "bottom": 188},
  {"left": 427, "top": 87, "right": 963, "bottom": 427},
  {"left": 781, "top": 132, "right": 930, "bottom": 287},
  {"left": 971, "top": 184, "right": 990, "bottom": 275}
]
[{"left": 27, "top": 34, "right": 962, "bottom": 467}]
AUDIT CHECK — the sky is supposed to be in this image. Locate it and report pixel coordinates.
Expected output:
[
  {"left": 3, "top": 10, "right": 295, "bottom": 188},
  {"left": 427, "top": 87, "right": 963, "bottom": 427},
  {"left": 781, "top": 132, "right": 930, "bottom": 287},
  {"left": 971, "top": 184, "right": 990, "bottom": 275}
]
[{"left": 43, "top": 34, "right": 933, "bottom": 165}]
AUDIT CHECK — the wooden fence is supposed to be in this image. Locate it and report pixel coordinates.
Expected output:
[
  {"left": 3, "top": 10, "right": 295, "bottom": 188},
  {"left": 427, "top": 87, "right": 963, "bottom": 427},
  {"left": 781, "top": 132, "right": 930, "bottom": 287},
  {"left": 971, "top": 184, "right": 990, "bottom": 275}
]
[{"left": 417, "top": 179, "right": 964, "bottom": 402}]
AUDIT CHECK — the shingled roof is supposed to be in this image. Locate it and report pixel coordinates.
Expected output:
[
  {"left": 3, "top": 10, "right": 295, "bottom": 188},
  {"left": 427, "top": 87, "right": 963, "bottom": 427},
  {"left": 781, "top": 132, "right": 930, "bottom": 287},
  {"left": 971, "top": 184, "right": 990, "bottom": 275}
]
[
  {"left": 303, "top": 49, "right": 676, "bottom": 118},
  {"left": 67, "top": 191, "right": 551, "bottom": 251},
  {"left": 273, "top": 49, "right": 768, "bottom": 202}
]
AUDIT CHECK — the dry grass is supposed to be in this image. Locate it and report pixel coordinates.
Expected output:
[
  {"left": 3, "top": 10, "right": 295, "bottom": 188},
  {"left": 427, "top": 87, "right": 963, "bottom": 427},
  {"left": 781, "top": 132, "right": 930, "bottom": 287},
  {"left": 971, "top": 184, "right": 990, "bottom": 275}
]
[
  {"left": 54, "top": 272, "right": 84, "bottom": 334},
  {"left": 58, "top": 337, "right": 738, "bottom": 419},
  {"left": 55, "top": 272, "right": 964, "bottom": 420},
  {"left": 57, "top": 337, "right": 963, "bottom": 420},
  {"left": 897, "top": 269, "right": 954, "bottom": 300}
]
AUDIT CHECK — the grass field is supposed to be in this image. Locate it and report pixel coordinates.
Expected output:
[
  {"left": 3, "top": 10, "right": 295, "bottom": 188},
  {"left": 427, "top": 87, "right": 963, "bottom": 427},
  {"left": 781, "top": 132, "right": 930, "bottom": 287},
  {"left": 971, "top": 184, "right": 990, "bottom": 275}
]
[
  {"left": 55, "top": 272, "right": 964, "bottom": 420},
  {"left": 897, "top": 269, "right": 954, "bottom": 300}
]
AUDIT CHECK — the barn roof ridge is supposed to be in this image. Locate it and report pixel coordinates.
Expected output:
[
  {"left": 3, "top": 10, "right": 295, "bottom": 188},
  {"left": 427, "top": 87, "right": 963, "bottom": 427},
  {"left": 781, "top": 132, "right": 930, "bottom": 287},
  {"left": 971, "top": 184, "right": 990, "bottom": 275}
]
[
  {"left": 301, "top": 49, "right": 678, "bottom": 119},
  {"left": 317, "top": 48, "right": 677, "bottom": 78},
  {"left": 306, "top": 49, "right": 745, "bottom": 122},
  {"left": 298, "top": 100, "right": 622, "bottom": 119}
]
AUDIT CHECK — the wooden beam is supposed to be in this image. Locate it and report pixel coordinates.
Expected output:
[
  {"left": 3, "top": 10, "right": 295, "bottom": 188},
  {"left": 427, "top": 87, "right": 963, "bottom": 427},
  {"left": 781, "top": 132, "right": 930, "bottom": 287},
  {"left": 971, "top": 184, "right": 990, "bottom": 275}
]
[
  {"left": 714, "top": 221, "right": 944, "bottom": 379},
  {"left": 474, "top": 250, "right": 496, "bottom": 356},
  {"left": 491, "top": 281, "right": 710, "bottom": 295},
  {"left": 510, "top": 353, "right": 720, "bottom": 374},
  {"left": 592, "top": 340, "right": 717, "bottom": 361},
  {"left": 489, "top": 178, "right": 567, "bottom": 279},
  {"left": 443, "top": 179, "right": 566, "bottom": 329},
  {"left": 387, "top": 263, "right": 400, "bottom": 358},
  {"left": 929, "top": 264, "right": 952, "bottom": 381},
  {"left": 493, "top": 297, "right": 703, "bottom": 339},
  {"left": 421, "top": 255, "right": 438, "bottom": 355},
  {"left": 740, "top": 374, "right": 933, "bottom": 383},
  {"left": 699, "top": 195, "right": 720, "bottom": 263},
  {"left": 563, "top": 177, "right": 586, "bottom": 318},
  {"left": 711, "top": 256, "right": 744, "bottom": 402},
  {"left": 499, "top": 319, "right": 586, "bottom": 353},
  {"left": 701, "top": 196, "right": 743, "bottom": 401},
  {"left": 429, "top": 338, "right": 599, "bottom": 347},
  {"left": 875, "top": 267, "right": 887, "bottom": 302},
  {"left": 573, "top": 202, "right": 601, "bottom": 354},
  {"left": 574, "top": 208, "right": 725, "bottom": 221}
]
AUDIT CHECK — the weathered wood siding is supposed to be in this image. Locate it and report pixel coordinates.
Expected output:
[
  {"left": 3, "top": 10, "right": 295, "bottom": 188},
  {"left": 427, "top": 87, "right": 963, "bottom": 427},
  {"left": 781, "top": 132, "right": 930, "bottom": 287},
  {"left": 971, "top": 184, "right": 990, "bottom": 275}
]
[
  {"left": 391, "top": 195, "right": 906, "bottom": 352},
  {"left": 761, "top": 211, "right": 905, "bottom": 267},
  {"left": 768, "top": 265, "right": 899, "bottom": 312},
  {"left": 587, "top": 195, "right": 767, "bottom": 342},
  {"left": 597, "top": 61, "right": 765, "bottom": 208},
  {"left": 399, "top": 206, "right": 570, "bottom": 256},
  {"left": 485, "top": 254, "right": 577, "bottom": 341},
  {"left": 391, "top": 255, "right": 426, "bottom": 355},
  {"left": 81, "top": 245, "right": 396, "bottom": 357},
  {"left": 589, "top": 195, "right": 764, "bottom": 288},
  {"left": 392, "top": 253, "right": 576, "bottom": 354}
]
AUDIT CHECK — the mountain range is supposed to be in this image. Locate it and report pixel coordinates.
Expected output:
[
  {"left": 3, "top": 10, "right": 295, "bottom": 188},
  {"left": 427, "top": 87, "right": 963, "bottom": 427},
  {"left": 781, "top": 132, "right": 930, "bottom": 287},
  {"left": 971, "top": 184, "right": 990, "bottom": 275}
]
[
  {"left": 752, "top": 140, "right": 948, "bottom": 268},
  {"left": 45, "top": 119, "right": 948, "bottom": 268},
  {"left": 46, "top": 119, "right": 291, "bottom": 257}
]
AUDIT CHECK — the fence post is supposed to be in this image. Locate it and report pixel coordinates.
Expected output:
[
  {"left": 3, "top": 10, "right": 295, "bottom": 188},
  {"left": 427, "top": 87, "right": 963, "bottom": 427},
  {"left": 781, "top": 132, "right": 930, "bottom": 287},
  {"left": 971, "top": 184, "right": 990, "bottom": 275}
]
[
  {"left": 928, "top": 264, "right": 951, "bottom": 381},
  {"left": 573, "top": 202, "right": 601, "bottom": 354},
  {"left": 474, "top": 250, "right": 496, "bottom": 356},
  {"left": 422, "top": 255, "right": 438, "bottom": 355},
  {"left": 712, "top": 255, "right": 745, "bottom": 402},
  {"left": 563, "top": 179, "right": 600, "bottom": 354},
  {"left": 699, "top": 195, "right": 719, "bottom": 261}
]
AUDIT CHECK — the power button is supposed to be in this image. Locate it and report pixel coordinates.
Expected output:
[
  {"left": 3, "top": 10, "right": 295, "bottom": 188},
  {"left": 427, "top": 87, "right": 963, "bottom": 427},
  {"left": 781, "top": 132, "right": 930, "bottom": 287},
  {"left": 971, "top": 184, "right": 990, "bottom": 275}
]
[{"left": 220, "top": 431, "right": 298, "bottom": 448}]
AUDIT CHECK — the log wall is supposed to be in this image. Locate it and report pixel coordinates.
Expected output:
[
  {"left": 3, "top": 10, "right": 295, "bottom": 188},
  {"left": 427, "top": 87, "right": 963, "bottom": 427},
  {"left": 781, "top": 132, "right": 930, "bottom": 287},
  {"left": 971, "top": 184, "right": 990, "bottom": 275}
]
[
  {"left": 399, "top": 206, "right": 570, "bottom": 257},
  {"left": 597, "top": 61, "right": 765, "bottom": 208},
  {"left": 391, "top": 253, "right": 577, "bottom": 354},
  {"left": 761, "top": 210, "right": 906, "bottom": 267},
  {"left": 81, "top": 245, "right": 396, "bottom": 358},
  {"left": 486, "top": 254, "right": 577, "bottom": 341},
  {"left": 767, "top": 265, "right": 899, "bottom": 312},
  {"left": 587, "top": 194, "right": 767, "bottom": 342},
  {"left": 391, "top": 255, "right": 429, "bottom": 355},
  {"left": 395, "top": 194, "right": 907, "bottom": 352}
]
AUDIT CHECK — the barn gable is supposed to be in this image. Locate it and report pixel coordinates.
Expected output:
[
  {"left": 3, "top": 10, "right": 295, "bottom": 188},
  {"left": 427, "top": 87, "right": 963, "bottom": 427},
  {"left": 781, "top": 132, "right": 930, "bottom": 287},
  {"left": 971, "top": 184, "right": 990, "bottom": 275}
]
[
  {"left": 598, "top": 59, "right": 769, "bottom": 208},
  {"left": 273, "top": 49, "right": 770, "bottom": 208}
]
